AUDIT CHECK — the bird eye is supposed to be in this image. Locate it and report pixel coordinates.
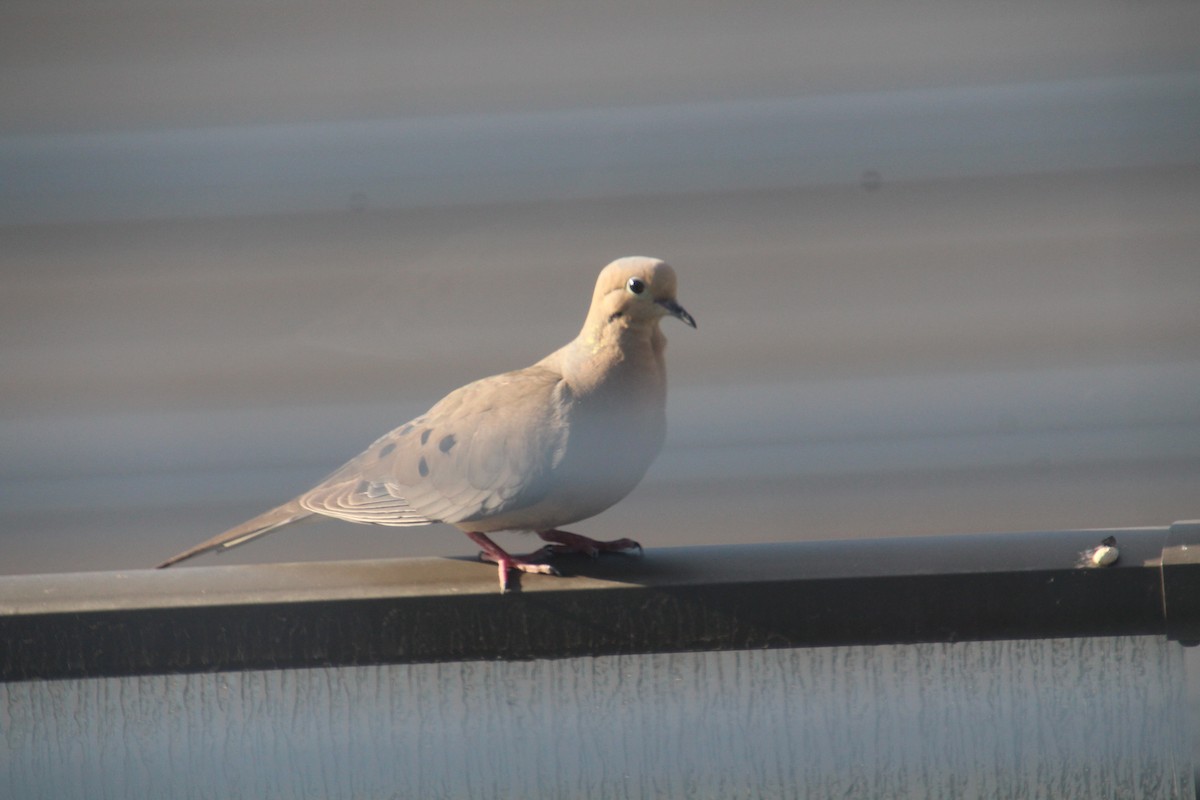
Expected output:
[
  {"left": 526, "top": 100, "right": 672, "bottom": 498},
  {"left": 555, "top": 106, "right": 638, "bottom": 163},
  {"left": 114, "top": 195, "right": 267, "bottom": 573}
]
[{"left": 627, "top": 277, "right": 646, "bottom": 295}]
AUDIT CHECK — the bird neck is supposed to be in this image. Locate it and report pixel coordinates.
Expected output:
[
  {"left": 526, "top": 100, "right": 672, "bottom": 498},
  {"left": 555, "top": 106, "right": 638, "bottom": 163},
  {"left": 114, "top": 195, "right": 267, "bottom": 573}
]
[{"left": 559, "top": 317, "right": 667, "bottom": 395}]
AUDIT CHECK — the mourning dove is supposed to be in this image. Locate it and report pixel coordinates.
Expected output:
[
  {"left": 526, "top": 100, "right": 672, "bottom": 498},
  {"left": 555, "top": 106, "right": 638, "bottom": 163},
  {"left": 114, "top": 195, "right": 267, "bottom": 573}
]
[{"left": 157, "top": 256, "right": 695, "bottom": 591}]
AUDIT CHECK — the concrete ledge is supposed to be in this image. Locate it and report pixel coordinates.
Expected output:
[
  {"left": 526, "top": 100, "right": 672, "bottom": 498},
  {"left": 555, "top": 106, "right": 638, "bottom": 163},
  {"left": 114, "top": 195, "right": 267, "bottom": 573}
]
[{"left": 2, "top": 524, "right": 1197, "bottom": 681}]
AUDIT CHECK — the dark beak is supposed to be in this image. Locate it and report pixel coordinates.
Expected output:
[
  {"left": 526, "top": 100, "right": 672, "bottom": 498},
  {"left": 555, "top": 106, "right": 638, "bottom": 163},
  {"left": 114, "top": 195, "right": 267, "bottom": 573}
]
[{"left": 657, "top": 298, "right": 696, "bottom": 328}]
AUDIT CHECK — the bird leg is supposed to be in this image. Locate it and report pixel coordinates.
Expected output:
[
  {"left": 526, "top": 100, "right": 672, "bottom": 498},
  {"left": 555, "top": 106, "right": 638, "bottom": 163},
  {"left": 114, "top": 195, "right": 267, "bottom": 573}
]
[
  {"left": 466, "top": 531, "right": 559, "bottom": 592},
  {"left": 534, "top": 528, "right": 643, "bottom": 559}
]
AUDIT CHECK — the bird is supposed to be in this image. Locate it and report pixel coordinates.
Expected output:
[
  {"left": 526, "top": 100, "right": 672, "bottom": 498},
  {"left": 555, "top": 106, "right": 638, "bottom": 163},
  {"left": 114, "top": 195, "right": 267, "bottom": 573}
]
[{"left": 157, "top": 256, "right": 695, "bottom": 591}]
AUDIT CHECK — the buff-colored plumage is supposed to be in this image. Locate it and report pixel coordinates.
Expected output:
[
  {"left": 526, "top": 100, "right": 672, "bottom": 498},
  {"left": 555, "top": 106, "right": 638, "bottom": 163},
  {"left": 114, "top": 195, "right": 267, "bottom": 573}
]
[{"left": 158, "top": 257, "right": 695, "bottom": 590}]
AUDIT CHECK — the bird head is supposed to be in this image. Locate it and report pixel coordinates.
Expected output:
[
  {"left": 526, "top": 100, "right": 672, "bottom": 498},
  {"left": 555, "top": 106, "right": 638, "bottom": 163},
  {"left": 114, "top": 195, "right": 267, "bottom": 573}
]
[{"left": 589, "top": 256, "right": 696, "bottom": 331}]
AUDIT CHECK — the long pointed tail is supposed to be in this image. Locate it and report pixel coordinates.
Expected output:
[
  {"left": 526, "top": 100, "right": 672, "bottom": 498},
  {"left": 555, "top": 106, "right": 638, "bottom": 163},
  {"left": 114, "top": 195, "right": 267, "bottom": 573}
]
[{"left": 156, "top": 500, "right": 313, "bottom": 568}]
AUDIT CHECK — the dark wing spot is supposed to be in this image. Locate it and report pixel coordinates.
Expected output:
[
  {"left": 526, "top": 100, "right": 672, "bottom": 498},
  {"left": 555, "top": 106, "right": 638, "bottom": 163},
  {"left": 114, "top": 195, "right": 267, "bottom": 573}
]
[
  {"left": 420, "top": 429, "right": 432, "bottom": 445},
  {"left": 418, "top": 456, "right": 429, "bottom": 478},
  {"left": 438, "top": 434, "right": 457, "bottom": 454},
  {"left": 379, "top": 442, "right": 396, "bottom": 457},
  {"left": 398, "top": 424, "right": 413, "bottom": 436},
  {"left": 356, "top": 479, "right": 370, "bottom": 494}
]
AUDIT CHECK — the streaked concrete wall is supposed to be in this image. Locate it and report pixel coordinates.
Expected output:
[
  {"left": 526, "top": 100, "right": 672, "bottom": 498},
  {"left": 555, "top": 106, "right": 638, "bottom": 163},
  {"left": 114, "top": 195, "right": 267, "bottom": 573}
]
[{"left": 4, "top": 637, "right": 1191, "bottom": 798}]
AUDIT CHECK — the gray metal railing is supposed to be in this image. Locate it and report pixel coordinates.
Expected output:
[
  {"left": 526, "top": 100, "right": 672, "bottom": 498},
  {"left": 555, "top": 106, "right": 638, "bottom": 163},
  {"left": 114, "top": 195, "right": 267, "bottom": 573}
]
[{"left": 2, "top": 522, "right": 1198, "bottom": 681}]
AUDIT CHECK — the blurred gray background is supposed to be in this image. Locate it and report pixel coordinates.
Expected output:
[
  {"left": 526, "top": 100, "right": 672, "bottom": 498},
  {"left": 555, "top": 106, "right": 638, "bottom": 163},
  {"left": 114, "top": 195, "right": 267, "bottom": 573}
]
[{"left": 2, "top": 0, "right": 1198, "bottom": 576}]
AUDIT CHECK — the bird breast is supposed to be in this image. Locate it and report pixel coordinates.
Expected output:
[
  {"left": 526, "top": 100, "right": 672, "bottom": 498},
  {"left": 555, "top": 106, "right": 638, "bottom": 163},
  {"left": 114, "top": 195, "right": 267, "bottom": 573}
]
[{"left": 547, "top": 355, "right": 667, "bottom": 518}]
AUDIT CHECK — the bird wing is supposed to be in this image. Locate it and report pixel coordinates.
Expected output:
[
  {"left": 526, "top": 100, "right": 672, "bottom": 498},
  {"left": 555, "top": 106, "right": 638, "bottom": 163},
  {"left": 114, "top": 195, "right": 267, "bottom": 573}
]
[{"left": 298, "top": 364, "right": 569, "bottom": 527}]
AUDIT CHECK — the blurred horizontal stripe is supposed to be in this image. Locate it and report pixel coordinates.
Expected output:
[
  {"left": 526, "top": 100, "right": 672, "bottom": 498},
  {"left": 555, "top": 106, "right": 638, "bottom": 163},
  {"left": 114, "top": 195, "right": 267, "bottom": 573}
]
[
  {"left": 4, "top": 360, "right": 1197, "bottom": 512},
  {"left": 3, "top": 73, "right": 1198, "bottom": 225}
]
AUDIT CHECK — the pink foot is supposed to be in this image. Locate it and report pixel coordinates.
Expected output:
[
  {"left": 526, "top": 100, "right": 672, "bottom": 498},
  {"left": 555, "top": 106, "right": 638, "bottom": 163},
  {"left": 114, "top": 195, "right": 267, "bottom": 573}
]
[
  {"left": 535, "top": 528, "right": 643, "bottom": 559},
  {"left": 466, "top": 531, "right": 559, "bottom": 592}
]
